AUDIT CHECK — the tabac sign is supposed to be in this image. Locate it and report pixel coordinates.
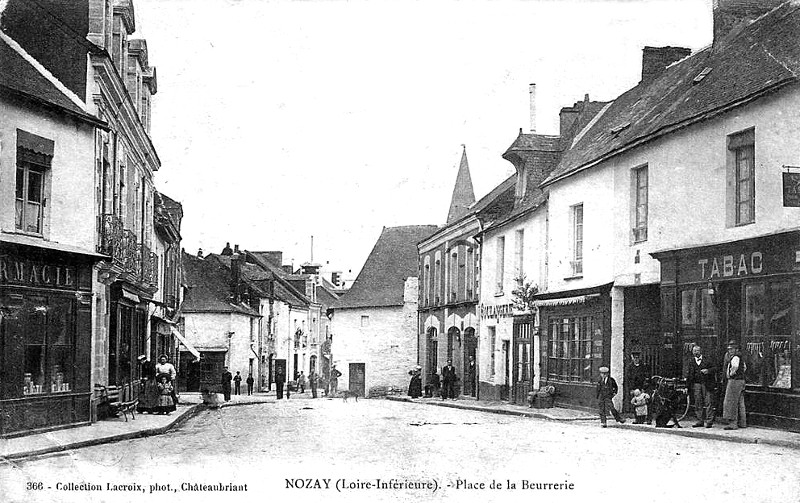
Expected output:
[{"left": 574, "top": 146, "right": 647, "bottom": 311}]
[
  {"left": 0, "top": 254, "right": 77, "bottom": 289},
  {"left": 697, "top": 252, "right": 763, "bottom": 280}
]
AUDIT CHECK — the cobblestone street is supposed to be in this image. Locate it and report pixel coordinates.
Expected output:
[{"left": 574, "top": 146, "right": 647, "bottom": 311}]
[{"left": 2, "top": 398, "right": 799, "bottom": 503}]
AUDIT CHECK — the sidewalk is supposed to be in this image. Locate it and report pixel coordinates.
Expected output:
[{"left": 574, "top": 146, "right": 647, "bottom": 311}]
[
  {"left": 386, "top": 395, "right": 800, "bottom": 449},
  {"left": 0, "top": 392, "right": 273, "bottom": 463}
]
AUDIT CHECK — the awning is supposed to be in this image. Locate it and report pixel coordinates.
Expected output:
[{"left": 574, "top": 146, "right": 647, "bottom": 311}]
[
  {"left": 534, "top": 293, "right": 600, "bottom": 308},
  {"left": 172, "top": 327, "right": 200, "bottom": 362}
]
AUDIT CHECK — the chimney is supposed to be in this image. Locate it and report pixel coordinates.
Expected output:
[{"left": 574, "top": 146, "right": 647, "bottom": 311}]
[
  {"left": 197, "top": 248, "right": 204, "bottom": 259},
  {"left": 221, "top": 242, "right": 233, "bottom": 256},
  {"left": 231, "top": 252, "right": 243, "bottom": 301},
  {"left": 640, "top": 46, "right": 691, "bottom": 84},
  {"left": 528, "top": 83, "right": 536, "bottom": 133},
  {"left": 559, "top": 103, "right": 580, "bottom": 137},
  {"left": 262, "top": 251, "right": 283, "bottom": 267},
  {"left": 234, "top": 244, "right": 240, "bottom": 254},
  {"left": 713, "top": 0, "right": 783, "bottom": 47}
]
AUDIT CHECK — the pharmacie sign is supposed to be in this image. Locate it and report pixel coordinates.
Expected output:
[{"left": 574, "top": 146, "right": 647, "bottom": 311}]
[{"left": 0, "top": 254, "right": 77, "bottom": 288}]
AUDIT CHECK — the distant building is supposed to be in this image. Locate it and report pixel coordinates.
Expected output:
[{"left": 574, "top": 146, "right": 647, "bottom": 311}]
[{"left": 331, "top": 225, "right": 436, "bottom": 396}]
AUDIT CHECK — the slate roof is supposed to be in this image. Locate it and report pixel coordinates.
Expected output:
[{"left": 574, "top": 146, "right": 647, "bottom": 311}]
[
  {"left": 181, "top": 252, "right": 260, "bottom": 316},
  {"left": 315, "top": 284, "right": 339, "bottom": 309},
  {"left": 242, "top": 251, "right": 311, "bottom": 307},
  {"left": 0, "top": 33, "right": 104, "bottom": 127},
  {"left": 333, "top": 225, "right": 437, "bottom": 309},
  {"left": 544, "top": 1, "right": 800, "bottom": 186}
]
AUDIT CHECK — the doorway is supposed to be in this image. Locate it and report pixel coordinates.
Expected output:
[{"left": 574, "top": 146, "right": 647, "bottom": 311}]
[
  {"left": 349, "top": 363, "right": 365, "bottom": 397},
  {"left": 463, "top": 327, "right": 477, "bottom": 397},
  {"left": 501, "top": 340, "right": 510, "bottom": 400}
]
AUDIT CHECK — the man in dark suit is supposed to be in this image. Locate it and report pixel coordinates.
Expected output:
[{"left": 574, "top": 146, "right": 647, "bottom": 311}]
[
  {"left": 596, "top": 366, "right": 625, "bottom": 427},
  {"left": 221, "top": 367, "right": 233, "bottom": 402},
  {"left": 441, "top": 360, "right": 457, "bottom": 400},
  {"left": 685, "top": 344, "right": 716, "bottom": 427}
]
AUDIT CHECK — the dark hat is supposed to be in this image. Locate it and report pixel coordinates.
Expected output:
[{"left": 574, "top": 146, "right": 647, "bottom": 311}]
[
  {"left": 726, "top": 340, "right": 740, "bottom": 348},
  {"left": 631, "top": 350, "right": 642, "bottom": 356}
]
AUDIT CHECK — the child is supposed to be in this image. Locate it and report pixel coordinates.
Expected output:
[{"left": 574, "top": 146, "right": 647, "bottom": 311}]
[
  {"left": 631, "top": 388, "right": 649, "bottom": 424},
  {"left": 157, "top": 376, "right": 176, "bottom": 415}
]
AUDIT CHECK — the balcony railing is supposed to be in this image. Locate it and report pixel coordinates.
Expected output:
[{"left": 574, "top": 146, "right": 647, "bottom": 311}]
[{"left": 98, "top": 214, "right": 158, "bottom": 289}]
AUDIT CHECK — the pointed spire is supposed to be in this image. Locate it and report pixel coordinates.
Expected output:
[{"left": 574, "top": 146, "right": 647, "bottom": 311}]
[{"left": 446, "top": 145, "right": 476, "bottom": 224}]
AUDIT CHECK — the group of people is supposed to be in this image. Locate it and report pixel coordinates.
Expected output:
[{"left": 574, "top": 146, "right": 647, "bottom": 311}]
[
  {"left": 274, "top": 365, "right": 340, "bottom": 400},
  {"left": 599, "top": 340, "right": 748, "bottom": 429},
  {"left": 138, "top": 354, "right": 178, "bottom": 415},
  {"left": 221, "top": 368, "right": 255, "bottom": 401},
  {"left": 408, "top": 359, "right": 459, "bottom": 399}
]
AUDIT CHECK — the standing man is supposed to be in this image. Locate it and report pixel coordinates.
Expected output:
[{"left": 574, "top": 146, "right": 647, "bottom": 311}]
[
  {"left": 329, "top": 365, "right": 342, "bottom": 396},
  {"left": 298, "top": 371, "right": 306, "bottom": 393},
  {"left": 233, "top": 371, "right": 242, "bottom": 395},
  {"left": 221, "top": 367, "right": 233, "bottom": 402},
  {"left": 246, "top": 373, "right": 254, "bottom": 396},
  {"left": 722, "top": 340, "right": 747, "bottom": 430},
  {"left": 627, "top": 352, "right": 649, "bottom": 423},
  {"left": 309, "top": 369, "right": 318, "bottom": 398},
  {"left": 596, "top": 366, "right": 625, "bottom": 427},
  {"left": 685, "top": 345, "right": 716, "bottom": 428},
  {"left": 441, "top": 360, "right": 457, "bottom": 400},
  {"left": 466, "top": 355, "right": 477, "bottom": 397},
  {"left": 275, "top": 367, "right": 286, "bottom": 399}
]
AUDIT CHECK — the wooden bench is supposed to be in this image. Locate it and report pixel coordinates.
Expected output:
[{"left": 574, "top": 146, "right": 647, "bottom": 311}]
[{"left": 99, "top": 383, "right": 138, "bottom": 421}]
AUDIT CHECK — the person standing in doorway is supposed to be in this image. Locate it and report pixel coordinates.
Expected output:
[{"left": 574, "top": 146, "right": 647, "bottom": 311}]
[
  {"left": 627, "top": 351, "right": 650, "bottom": 423},
  {"left": 329, "top": 365, "right": 342, "bottom": 396},
  {"left": 221, "top": 367, "right": 233, "bottom": 402},
  {"left": 441, "top": 360, "right": 457, "bottom": 400},
  {"left": 233, "top": 371, "right": 242, "bottom": 395},
  {"left": 246, "top": 373, "right": 254, "bottom": 395},
  {"left": 596, "top": 366, "right": 625, "bottom": 427},
  {"left": 722, "top": 340, "right": 747, "bottom": 430},
  {"left": 298, "top": 371, "right": 306, "bottom": 393},
  {"left": 275, "top": 368, "right": 286, "bottom": 399},
  {"left": 685, "top": 345, "right": 716, "bottom": 428},
  {"left": 466, "top": 355, "right": 477, "bottom": 397}
]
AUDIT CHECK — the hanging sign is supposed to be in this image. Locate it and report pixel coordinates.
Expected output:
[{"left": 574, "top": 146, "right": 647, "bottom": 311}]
[{"left": 783, "top": 171, "right": 800, "bottom": 207}]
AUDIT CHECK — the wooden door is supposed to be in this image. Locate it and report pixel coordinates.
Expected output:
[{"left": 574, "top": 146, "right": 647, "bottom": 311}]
[{"left": 349, "top": 363, "right": 365, "bottom": 397}]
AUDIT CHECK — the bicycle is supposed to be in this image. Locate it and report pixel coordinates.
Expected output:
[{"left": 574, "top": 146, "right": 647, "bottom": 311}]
[{"left": 649, "top": 375, "right": 690, "bottom": 426}]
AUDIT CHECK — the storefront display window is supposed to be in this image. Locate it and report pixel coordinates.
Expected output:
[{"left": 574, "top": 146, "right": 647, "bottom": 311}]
[
  {"left": 681, "top": 289, "right": 697, "bottom": 326},
  {"left": 548, "top": 316, "right": 597, "bottom": 383},
  {"left": 18, "top": 295, "right": 74, "bottom": 396},
  {"left": 700, "top": 288, "right": 716, "bottom": 329},
  {"left": 743, "top": 280, "right": 793, "bottom": 389}
]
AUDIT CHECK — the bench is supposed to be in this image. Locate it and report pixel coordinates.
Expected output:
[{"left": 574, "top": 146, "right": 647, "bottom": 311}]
[{"left": 98, "top": 383, "right": 138, "bottom": 421}]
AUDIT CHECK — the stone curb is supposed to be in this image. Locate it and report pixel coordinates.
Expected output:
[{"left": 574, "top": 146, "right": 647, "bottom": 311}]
[
  {"left": 385, "top": 396, "right": 800, "bottom": 450},
  {"left": 0, "top": 399, "right": 274, "bottom": 463},
  {"left": 385, "top": 395, "right": 594, "bottom": 422}
]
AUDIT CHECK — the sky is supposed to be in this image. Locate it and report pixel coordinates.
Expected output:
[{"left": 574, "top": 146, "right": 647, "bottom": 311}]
[{"left": 134, "top": 0, "right": 713, "bottom": 283}]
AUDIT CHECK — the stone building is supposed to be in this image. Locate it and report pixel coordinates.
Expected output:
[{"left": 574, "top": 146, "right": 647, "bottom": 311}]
[
  {"left": 418, "top": 147, "right": 512, "bottom": 398},
  {"left": 332, "top": 225, "right": 436, "bottom": 396},
  {"left": 537, "top": 0, "right": 800, "bottom": 429}
]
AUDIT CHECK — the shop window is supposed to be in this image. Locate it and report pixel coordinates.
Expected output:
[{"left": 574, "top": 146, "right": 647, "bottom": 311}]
[
  {"left": 742, "top": 280, "right": 793, "bottom": 388},
  {"left": 700, "top": 288, "right": 716, "bottom": 329},
  {"left": 21, "top": 295, "right": 75, "bottom": 396},
  {"left": 680, "top": 289, "right": 697, "bottom": 326},
  {"left": 547, "top": 316, "right": 597, "bottom": 383}
]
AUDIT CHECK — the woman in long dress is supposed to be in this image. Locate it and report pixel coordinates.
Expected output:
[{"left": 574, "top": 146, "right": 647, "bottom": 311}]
[
  {"left": 408, "top": 367, "right": 422, "bottom": 398},
  {"left": 138, "top": 360, "right": 160, "bottom": 413}
]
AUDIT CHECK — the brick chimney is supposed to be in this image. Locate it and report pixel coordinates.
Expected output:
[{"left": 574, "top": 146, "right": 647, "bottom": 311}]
[
  {"left": 640, "top": 46, "right": 691, "bottom": 84},
  {"left": 231, "top": 251, "right": 243, "bottom": 302},
  {"left": 713, "top": 0, "right": 783, "bottom": 47}
]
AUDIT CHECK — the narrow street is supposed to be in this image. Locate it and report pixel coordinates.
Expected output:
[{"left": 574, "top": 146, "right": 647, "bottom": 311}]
[{"left": 2, "top": 399, "right": 798, "bottom": 503}]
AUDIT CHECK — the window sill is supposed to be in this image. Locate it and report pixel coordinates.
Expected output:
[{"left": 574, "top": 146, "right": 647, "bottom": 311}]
[
  {"left": 564, "top": 275, "right": 583, "bottom": 281},
  {"left": 494, "top": 291, "right": 504, "bottom": 297},
  {"left": 734, "top": 220, "right": 755, "bottom": 228}
]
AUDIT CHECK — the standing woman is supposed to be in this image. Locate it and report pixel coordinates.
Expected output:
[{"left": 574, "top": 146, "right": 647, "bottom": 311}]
[
  {"left": 155, "top": 354, "right": 179, "bottom": 406},
  {"left": 138, "top": 357, "right": 160, "bottom": 414}
]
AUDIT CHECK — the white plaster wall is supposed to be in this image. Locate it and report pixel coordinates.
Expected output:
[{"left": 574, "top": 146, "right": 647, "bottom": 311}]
[
  {"left": 610, "top": 85, "right": 800, "bottom": 285},
  {"left": 0, "top": 98, "right": 96, "bottom": 250},
  {"left": 546, "top": 166, "right": 616, "bottom": 293},
  {"left": 478, "top": 316, "right": 513, "bottom": 386},
  {"left": 183, "top": 311, "right": 258, "bottom": 379},
  {"left": 332, "top": 279, "right": 419, "bottom": 394}
]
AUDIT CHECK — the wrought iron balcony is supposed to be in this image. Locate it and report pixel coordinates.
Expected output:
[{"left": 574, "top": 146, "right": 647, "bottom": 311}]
[{"left": 98, "top": 214, "right": 158, "bottom": 290}]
